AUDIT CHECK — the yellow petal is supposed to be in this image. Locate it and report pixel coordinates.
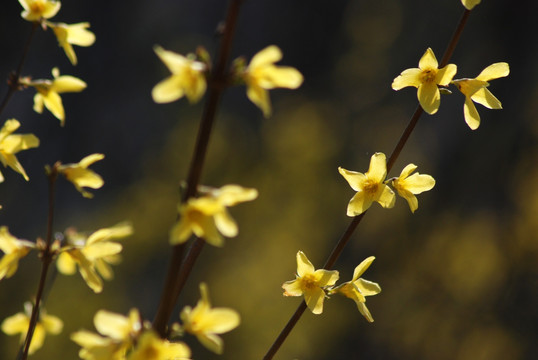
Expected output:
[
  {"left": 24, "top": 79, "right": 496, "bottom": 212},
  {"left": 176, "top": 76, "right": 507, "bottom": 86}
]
[
  {"left": 391, "top": 68, "right": 422, "bottom": 90},
  {"left": 464, "top": 96, "right": 481, "bottom": 130},
  {"left": 28, "top": 323, "right": 45, "bottom": 354},
  {"left": 352, "top": 256, "right": 375, "bottom": 281},
  {"left": 194, "top": 308, "right": 240, "bottom": 334},
  {"left": 40, "top": 313, "right": 63, "bottom": 334},
  {"left": 83, "top": 242, "right": 122, "bottom": 260},
  {"left": 65, "top": 23, "right": 95, "bottom": 46},
  {"left": 417, "top": 81, "right": 440, "bottom": 114},
  {"left": 197, "top": 333, "right": 224, "bottom": 354},
  {"left": 94, "top": 310, "right": 136, "bottom": 340},
  {"left": 33, "top": 93, "right": 44, "bottom": 114},
  {"left": 357, "top": 301, "right": 374, "bottom": 322},
  {"left": 347, "top": 191, "right": 373, "bottom": 216},
  {"left": 214, "top": 185, "right": 258, "bottom": 206},
  {"left": 154, "top": 46, "right": 189, "bottom": 74},
  {"left": 402, "top": 172, "right": 436, "bottom": 194},
  {"left": 1, "top": 133, "right": 40, "bottom": 153},
  {"left": 354, "top": 278, "right": 382, "bottom": 296},
  {"left": 376, "top": 184, "right": 396, "bottom": 208},
  {"left": 436, "top": 63, "right": 457, "bottom": 86},
  {"left": 338, "top": 167, "right": 367, "bottom": 192},
  {"left": 1, "top": 312, "right": 29, "bottom": 335},
  {"left": 296, "top": 251, "right": 315, "bottom": 277},
  {"left": 256, "top": 66, "right": 303, "bottom": 89},
  {"left": 249, "top": 45, "right": 283, "bottom": 69},
  {"left": 282, "top": 279, "right": 303, "bottom": 297},
  {"left": 461, "top": 0, "right": 482, "bottom": 10},
  {"left": 476, "top": 62, "right": 509, "bottom": 81},
  {"left": 86, "top": 222, "right": 132, "bottom": 245},
  {"left": 418, "top": 48, "right": 438, "bottom": 70},
  {"left": 313, "top": 269, "right": 339, "bottom": 287},
  {"left": 53, "top": 75, "right": 87, "bottom": 93},
  {"left": 56, "top": 251, "right": 77, "bottom": 275},
  {"left": 42, "top": 90, "right": 65, "bottom": 122},
  {"left": 366, "top": 153, "right": 388, "bottom": 183},
  {"left": 304, "top": 287, "right": 326, "bottom": 315},
  {"left": 471, "top": 88, "right": 502, "bottom": 109},
  {"left": 246, "top": 82, "right": 271, "bottom": 118},
  {"left": 169, "top": 218, "right": 193, "bottom": 245},
  {"left": 214, "top": 210, "right": 238, "bottom": 238},
  {"left": 152, "top": 75, "right": 186, "bottom": 103}
]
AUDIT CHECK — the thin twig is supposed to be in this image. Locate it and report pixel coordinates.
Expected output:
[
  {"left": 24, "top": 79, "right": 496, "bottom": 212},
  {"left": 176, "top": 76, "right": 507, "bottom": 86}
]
[
  {"left": 262, "top": 8, "right": 471, "bottom": 360},
  {"left": 152, "top": 0, "right": 243, "bottom": 336},
  {"left": 19, "top": 164, "right": 58, "bottom": 360}
]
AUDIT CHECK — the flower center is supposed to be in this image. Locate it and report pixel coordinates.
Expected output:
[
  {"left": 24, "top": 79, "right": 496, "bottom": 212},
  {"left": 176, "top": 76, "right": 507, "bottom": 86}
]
[
  {"left": 363, "top": 179, "right": 379, "bottom": 195},
  {"left": 30, "top": 1, "right": 46, "bottom": 14},
  {"left": 301, "top": 274, "right": 318, "bottom": 290},
  {"left": 420, "top": 68, "right": 437, "bottom": 83}
]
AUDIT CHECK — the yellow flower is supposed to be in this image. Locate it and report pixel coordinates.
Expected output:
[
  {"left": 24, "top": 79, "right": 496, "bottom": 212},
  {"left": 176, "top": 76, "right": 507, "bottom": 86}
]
[
  {"left": 71, "top": 308, "right": 141, "bottom": 360},
  {"left": 49, "top": 22, "right": 96, "bottom": 65},
  {"left": 330, "top": 257, "right": 381, "bottom": 322},
  {"left": 57, "top": 222, "right": 132, "bottom": 293},
  {"left": 391, "top": 164, "right": 435, "bottom": 213},
  {"left": 18, "top": 0, "right": 61, "bottom": 22},
  {"left": 181, "top": 283, "right": 240, "bottom": 354},
  {"left": 282, "top": 251, "right": 339, "bottom": 315},
  {"left": 25, "top": 67, "right": 87, "bottom": 125},
  {"left": 0, "top": 226, "right": 34, "bottom": 280},
  {"left": 152, "top": 46, "right": 207, "bottom": 104},
  {"left": 170, "top": 184, "right": 258, "bottom": 247},
  {"left": 0, "top": 119, "right": 39, "bottom": 182},
  {"left": 339, "top": 152, "right": 396, "bottom": 216},
  {"left": 58, "top": 153, "right": 104, "bottom": 198},
  {"left": 2, "top": 303, "right": 63, "bottom": 355},
  {"left": 461, "top": 0, "right": 481, "bottom": 10},
  {"left": 392, "top": 48, "right": 457, "bottom": 114},
  {"left": 242, "top": 45, "right": 303, "bottom": 118},
  {"left": 452, "top": 62, "right": 510, "bottom": 130},
  {"left": 128, "top": 331, "right": 191, "bottom": 360}
]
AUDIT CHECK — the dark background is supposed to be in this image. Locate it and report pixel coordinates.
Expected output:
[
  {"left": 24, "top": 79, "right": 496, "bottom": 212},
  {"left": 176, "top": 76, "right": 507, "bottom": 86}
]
[{"left": 1, "top": 0, "right": 537, "bottom": 359}]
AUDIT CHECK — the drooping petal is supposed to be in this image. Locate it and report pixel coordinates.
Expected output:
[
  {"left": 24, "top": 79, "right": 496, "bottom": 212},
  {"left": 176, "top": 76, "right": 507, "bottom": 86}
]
[
  {"left": 169, "top": 218, "right": 193, "bottom": 245},
  {"left": 304, "top": 287, "right": 326, "bottom": 315},
  {"left": 214, "top": 210, "right": 238, "bottom": 238},
  {"left": 56, "top": 251, "right": 77, "bottom": 275},
  {"left": 417, "top": 82, "right": 440, "bottom": 114},
  {"left": 464, "top": 96, "right": 481, "bottom": 130},
  {"left": 357, "top": 301, "right": 374, "bottom": 322},
  {"left": 246, "top": 83, "right": 271, "bottom": 118},
  {"left": 471, "top": 88, "right": 502, "bottom": 109},
  {"left": 42, "top": 90, "right": 65, "bottom": 121},
  {"left": 197, "top": 332, "right": 224, "bottom": 355},
  {"left": 152, "top": 76, "right": 186, "bottom": 103}
]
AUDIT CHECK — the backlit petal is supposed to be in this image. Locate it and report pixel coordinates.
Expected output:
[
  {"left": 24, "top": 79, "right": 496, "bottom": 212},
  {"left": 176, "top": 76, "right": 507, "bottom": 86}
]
[
  {"left": 391, "top": 68, "right": 422, "bottom": 90},
  {"left": 296, "top": 251, "right": 315, "bottom": 277},
  {"left": 464, "top": 96, "right": 481, "bottom": 130},
  {"left": 417, "top": 82, "right": 440, "bottom": 114},
  {"left": 418, "top": 48, "right": 438, "bottom": 70},
  {"left": 476, "top": 62, "right": 509, "bottom": 81},
  {"left": 436, "top": 63, "right": 457, "bottom": 86},
  {"left": 352, "top": 256, "right": 375, "bottom": 281},
  {"left": 304, "top": 287, "right": 326, "bottom": 314},
  {"left": 367, "top": 153, "right": 387, "bottom": 183},
  {"left": 471, "top": 88, "right": 502, "bottom": 109},
  {"left": 338, "top": 167, "right": 367, "bottom": 192}
]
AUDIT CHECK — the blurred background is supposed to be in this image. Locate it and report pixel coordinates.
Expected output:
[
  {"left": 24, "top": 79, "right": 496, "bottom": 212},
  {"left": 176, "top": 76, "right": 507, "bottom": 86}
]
[{"left": 1, "top": 0, "right": 537, "bottom": 359}]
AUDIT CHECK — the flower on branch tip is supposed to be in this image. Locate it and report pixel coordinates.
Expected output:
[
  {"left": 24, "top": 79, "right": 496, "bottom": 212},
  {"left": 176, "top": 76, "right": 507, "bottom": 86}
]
[
  {"left": 329, "top": 257, "right": 381, "bottom": 322},
  {"left": 58, "top": 153, "right": 104, "bottom": 198},
  {"left": 56, "top": 222, "right": 132, "bottom": 293},
  {"left": 22, "top": 68, "right": 87, "bottom": 125},
  {"left": 461, "top": 0, "right": 481, "bottom": 10},
  {"left": 152, "top": 46, "right": 207, "bottom": 104},
  {"left": 127, "top": 331, "right": 191, "bottom": 360},
  {"left": 18, "top": 0, "right": 61, "bottom": 22},
  {"left": 392, "top": 48, "right": 457, "bottom": 114},
  {"left": 451, "top": 62, "right": 509, "bottom": 130},
  {"left": 1, "top": 302, "right": 63, "bottom": 355},
  {"left": 0, "top": 119, "right": 39, "bottom": 182},
  {"left": 241, "top": 45, "right": 303, "bottom": 118},
  {"left": 170, "top": 184, "right": 258, "bottom": 247},
  {"left": 48, "top": 22, "right": 96, "bottom": 65},
  {"left": 391, "top": 164, "right": 435, "bottom": 213},
  {"left": 71, "top": 308, "right": 142, "bottom": 360},
  {"left": 0, "top": 226, "right": 34, "bottom": 281},
  {"left": 180, "top": 283, "right": 240, "bottom": 354},
  {"left": 339, "top": 152, "right": 396, "bottom": 216},
  {"left": 282, "top": 251, "right": 339, "bottom": 315}
]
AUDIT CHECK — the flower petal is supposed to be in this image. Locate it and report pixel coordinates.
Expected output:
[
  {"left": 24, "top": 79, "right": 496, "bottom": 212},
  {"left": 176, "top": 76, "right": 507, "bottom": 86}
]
[
  {"left": 464, "top": 96, "right": 481, "bottom": 130},
  {"left": 417, "top": 82, "right": 440, "bottom": 114},
  {"left": 436, "top": 64, "right": 457, "bottom": 86},
  {"left": 347, "top": 191, "right": 372, "bottom": 216},
  {"left": 352, "top": 256, "right": 375, "bottom": 280},
  {"left": 338, "top": 167, "right": 367, "bottom": 192},
  {"left": 304, "top": 287, "right": 326, "bottom": 315},
  {"left": 367, "top": 153, "right": 387, "bottom": 183},
  {"left": 376, "top": 184, "right": 396, "bottom": 209},
  {"left": 476, "top": 62, "right": 509, "bottom": 81},
  {"left": 355, "top": 278, "right": 382, "bottom": 296},
  {"left": 391, "top": 68, "right": 422, "bottom": 90},
  {"left": 418, "top": 48, "right": 438, "bottom": 70},
  {"left": 471, "top": 88, "right": 502, "bottom": 109},
  {"left": 296, "top": 251, "right": 315, "bottom": 277}
]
